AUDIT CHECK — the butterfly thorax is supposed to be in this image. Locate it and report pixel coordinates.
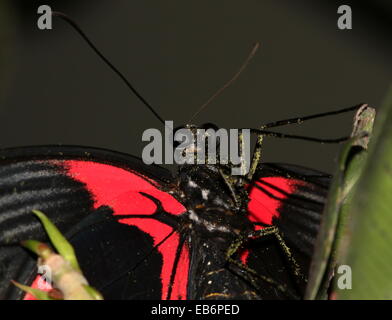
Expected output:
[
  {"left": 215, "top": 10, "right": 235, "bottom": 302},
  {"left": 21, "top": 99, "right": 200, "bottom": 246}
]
[{"left": 177, "top": 165, "right": 253, "bottom": 236}]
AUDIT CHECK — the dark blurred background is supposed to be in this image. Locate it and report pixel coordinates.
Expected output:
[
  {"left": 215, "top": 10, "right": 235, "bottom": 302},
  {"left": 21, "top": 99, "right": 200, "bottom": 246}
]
[{"left": 0, "top": 0, "right": 391, "bottom": 173}]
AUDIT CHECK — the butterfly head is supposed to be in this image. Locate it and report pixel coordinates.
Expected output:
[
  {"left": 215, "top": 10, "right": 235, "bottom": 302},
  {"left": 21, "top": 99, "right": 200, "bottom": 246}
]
[{"left": 173, "top": 123, "right": 227, "bottom": 165}]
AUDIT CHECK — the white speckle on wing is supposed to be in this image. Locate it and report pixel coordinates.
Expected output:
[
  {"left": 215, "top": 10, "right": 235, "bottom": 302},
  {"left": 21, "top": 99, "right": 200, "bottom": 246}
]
[
  {"left": 188, "top": 209, "right": 230, "bottom": 233},
  {"left": 213, "top": 198, "right": 224, "bottom": 206},
  {"left": 201, "top": 189, "right": 210, "bottom": 200},
  {"left": 189, "top": 210, "right": 199, "bottom": 222},
  {"left": 188, "top": 180, "right": 198, "bottom": 188},
  {"left": 203, "top": 220, "right": 230, "bottom": 233}
]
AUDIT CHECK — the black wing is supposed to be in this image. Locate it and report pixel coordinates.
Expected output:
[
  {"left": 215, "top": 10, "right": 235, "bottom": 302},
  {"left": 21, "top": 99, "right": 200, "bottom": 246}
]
[
  {"left": 244, "top": 163, "right": 330, "bottom": 298},
  {"left": 0, "top": 145, "right": 185, "bottom": 300}
]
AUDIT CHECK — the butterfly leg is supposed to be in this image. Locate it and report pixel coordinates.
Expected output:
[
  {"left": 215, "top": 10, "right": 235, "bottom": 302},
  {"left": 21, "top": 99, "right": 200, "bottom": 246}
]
[
  {"left": 247, "top": 130, "right": 264, "bottom": 181},
  {"left": 217, "top": 131, "right": 255, "bottom": 211},
  {"left": 226, "top": 226, "right": 307, "bottom": 298},
  {"left": 218, "top": 167, "right": 244, "bottom": 209},
  {"left": 225, "top": 228, "right": 300, "bottom": 299},
  {"left": 250, "top": 226, "right": 306, "bottom": 283},
  {"left": 246, "top": 104, "right": 365, "bottom": 181}
]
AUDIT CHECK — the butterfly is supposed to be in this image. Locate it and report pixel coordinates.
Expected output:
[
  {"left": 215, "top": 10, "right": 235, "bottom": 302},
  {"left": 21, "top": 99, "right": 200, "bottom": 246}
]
[
  {"left": 0, "top": 144, "right": 331, "bottom": 300},
  {"left": 0, "top": 12, "right": 361, "bottom": 300}
]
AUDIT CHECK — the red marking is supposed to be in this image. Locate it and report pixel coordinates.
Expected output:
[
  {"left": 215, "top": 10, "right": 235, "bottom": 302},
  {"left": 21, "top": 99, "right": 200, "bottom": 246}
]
[
  {"left": 64, "top": 160, "right": 188, "bottom": 300},
  {"left": 23, "top": 276, "right": 52, "bottom": 300},
  {"left": 25, "top": 160, "right": 189, "bottom": 300},
  {"left": 240, "top": 249, "right": 250, "bottom": 265},
  {"left": 65, "top": 160, "right": 185, "bottom": 215},
  {"left": 170, "top": 240, "right": 190, "bottom": 300},
  {"left": 119, "top": 218, "right": 189, "bottom": 300},
  {"left": 247, "top": 177, "right": 303, "bottom": 227}
]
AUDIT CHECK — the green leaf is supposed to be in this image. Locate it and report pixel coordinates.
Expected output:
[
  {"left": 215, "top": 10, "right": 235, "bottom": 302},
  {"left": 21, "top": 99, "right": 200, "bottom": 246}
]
[
  {"left": 11, "top": 281, "right": 55, "bottom": 300},
  {"left": 82, "top": 285, "right": 104, "bottom": 300},
  {"left": 21, "top": 240, "right": 53, "bottom": 259},
  {"left": 32, "top": 210, "right": 81, "bottom": 271},
  {"left": 305, "top": 104, "right": 376, "bottom": 299},
  {"left": 334, "top": 86, "right": 392, "bottom": 299}
]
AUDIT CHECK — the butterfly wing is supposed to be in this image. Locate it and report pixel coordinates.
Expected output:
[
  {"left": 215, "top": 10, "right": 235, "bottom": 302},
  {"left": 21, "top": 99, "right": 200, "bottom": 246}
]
[
  {"left": 244, "top": 163, "right": 330, "bottom": 298},
  {"left": 0, "top": 145, "right": 331, "bottom": 300},
  {"left": 0, "top": 146, "right": 189, "bottom": 300}
]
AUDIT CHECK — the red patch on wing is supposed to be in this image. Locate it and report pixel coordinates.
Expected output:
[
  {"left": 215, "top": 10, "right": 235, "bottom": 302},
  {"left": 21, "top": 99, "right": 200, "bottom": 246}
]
[
  {"left": 247, "top": 177, "right": 304, "bottom": 229},
  {"left": 170, "top": 240, "right": 190, "bottom": 299},
  {"left": 25, "top": 160, "right": 189, "bottom": 300},
  {"left": 65, "top": 160, "right": 185, "bottom": 216},
  {"left": 118, "top": 217, "right": 189, "bottom": 300},
  {"left": 240, "top": 249, "right": 250, "bottom": 265},
  {"left": 23, "top": 276, "right": 52, "bottom": 300}
]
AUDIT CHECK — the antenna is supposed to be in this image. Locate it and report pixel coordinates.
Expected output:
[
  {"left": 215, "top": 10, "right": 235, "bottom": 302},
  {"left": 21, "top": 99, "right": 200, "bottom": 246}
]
[
  {"left": 188, "top": 42, "right": 260, "bottom": 123},
  {"left": 52, "top": 11, "right": 165, "bottom": 125},
  {"left": 248, "top": 128, "right": 354, "bottom": 144},
  {"left": 246, "top": 104, "right": 364, "bottom": 143},
  {"left": 259, "top": 104, "right": 363, "bottom": 129}
]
